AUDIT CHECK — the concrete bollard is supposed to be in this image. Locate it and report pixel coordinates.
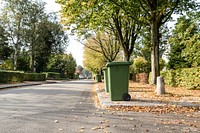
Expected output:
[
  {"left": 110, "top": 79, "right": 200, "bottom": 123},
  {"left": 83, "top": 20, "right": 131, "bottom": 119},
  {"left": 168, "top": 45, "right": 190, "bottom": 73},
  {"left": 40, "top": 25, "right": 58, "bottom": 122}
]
[{"left": 156, "top": 76, "right": 165, "bottom": 95}]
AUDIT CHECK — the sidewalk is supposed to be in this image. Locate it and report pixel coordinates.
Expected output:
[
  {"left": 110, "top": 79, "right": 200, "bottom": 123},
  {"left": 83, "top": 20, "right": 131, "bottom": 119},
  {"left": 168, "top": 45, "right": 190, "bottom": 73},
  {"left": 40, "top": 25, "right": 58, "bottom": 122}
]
[{"left": 95, "top": 85, "right": 200, "bottom": 109}]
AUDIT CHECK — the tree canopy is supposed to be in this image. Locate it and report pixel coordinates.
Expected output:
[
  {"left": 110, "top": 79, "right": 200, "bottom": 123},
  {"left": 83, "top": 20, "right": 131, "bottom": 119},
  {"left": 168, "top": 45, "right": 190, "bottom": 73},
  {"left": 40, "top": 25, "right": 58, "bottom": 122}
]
[
  {"left": 84, "top": 31, "right": 120, "bottom": 62},
  {"left": 47, "top": 53, "right": 77, "bottom": 78},
  {"left": 0, "top": 0, "right": 74, "bottom": 77},
  {"left": 168, "top": 11, "right": 200, "bottom": 69},
  {"left": 83, "top": 43, "right": 107, "bottom": 74},
  {"left": 57, "top": 0, "right": 199, "bottom": 84},
  {"left": 56, "top": 0, "right": 141, "bottom": 61}
]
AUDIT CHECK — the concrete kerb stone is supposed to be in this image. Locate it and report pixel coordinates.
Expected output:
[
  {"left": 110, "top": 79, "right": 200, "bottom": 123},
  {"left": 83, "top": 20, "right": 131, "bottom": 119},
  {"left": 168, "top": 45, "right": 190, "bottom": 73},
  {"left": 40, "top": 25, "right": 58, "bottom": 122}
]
[{"left": 96, "top": 87, "right": 200, "bottom": 109}]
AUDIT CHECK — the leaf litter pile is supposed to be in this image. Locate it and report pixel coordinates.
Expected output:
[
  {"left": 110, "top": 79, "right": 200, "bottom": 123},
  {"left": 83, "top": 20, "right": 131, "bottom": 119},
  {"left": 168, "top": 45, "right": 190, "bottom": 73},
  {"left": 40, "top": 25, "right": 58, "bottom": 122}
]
[{"left": 95, "top": 81, "right": 200, "bottom": 114}]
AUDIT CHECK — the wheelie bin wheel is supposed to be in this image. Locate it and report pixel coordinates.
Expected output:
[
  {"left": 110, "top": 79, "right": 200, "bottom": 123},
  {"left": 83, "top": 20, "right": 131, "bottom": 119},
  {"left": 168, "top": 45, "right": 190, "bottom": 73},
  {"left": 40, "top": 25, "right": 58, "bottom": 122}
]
[{"left": 123, "top": 93, "right": 131, "bottom": 101}]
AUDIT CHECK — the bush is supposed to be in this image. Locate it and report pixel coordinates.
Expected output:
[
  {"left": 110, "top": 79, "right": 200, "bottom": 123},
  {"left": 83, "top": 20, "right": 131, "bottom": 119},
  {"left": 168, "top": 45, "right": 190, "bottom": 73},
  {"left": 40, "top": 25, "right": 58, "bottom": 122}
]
[
  {"left": 0, "top": 70, "right": 24, "bottom": 83},
  {"left": 1, "top": 59, "right": 14, "bottom": 70},
  {"left": 45, "top": 72, "right": 61, "bottom": 80},
  {"left": 24, "top": 73, "right": 46, "bottom": 81},
  {"left": 131, "top": 57, "right": 149, "bottom": 74},
  {"left": 149, "top": 67, "right": 200, "bottom": 89}
]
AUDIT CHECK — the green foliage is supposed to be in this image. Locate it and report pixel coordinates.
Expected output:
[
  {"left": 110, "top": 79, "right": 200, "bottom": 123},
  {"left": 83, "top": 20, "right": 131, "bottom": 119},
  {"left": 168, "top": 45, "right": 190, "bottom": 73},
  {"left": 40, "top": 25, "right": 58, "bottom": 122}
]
[
  {"left": 33, "top": 15, "right": 68, "bottom": 72},
  {"left": 159, "top": 58, "right": 166, "bottom": 71},
  {"left": 57, "top": 0, "right": 141, "bottom": 61},
  {"left": 0, "top": 0, "right": 68, "bottom": 72},
  {"left": 45, "top": 72, "right": 61, "bottom": 80},
  {"left": 1, "top": 59, "right": 14, "bottom": 70},
  {"left": 85, "top": 32, "right": 120, "bottom": 62},
  {"left": 130, "top": 57, "right": 149, "bottom": 74},
  {"left": 47, "top": 54, "right": 77, "bottom": 79},
  {"left": 24, "top": 73, "right": 46, "bottom": 81},
  {"left": 83, "top": 45, "right": 107, "bottom": 74},
  {"left": 168, "top": 12, "right": 200, "bottom": 69},
  {"left": 17, "top": 55, "right": 31, "bottom": 71},
  {"left": 0, "top": 70, "right": 46, "bottom": 83},
  {"left": 0, "top": 70, "right": 24, "bottom": 83},
  {"left": 154, "top": 67, "right": 200, "bottom": 90},
  {"left": 0, "top": 25, "right": 12, "bottom": 60}
]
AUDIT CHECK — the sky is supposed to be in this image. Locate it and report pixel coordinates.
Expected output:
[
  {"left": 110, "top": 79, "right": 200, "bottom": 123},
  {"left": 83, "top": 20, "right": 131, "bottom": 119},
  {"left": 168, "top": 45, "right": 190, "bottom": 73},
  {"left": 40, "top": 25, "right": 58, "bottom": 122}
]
[{"left": 43, "top": 0, "right": 84, "bottom": 66}]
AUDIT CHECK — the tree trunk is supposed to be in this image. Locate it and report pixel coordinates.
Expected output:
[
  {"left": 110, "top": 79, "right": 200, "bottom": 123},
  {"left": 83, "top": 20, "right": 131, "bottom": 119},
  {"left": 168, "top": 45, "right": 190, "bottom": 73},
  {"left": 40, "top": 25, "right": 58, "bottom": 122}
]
[
  {"left": 13, "top": 50, "right": 17, "bottom": 71},
  {"left": 31, "top": 45, "right": 36, "bottom": 72},
  {"left": 13, "top": 45, "right": 20, "bottom": 71},
  {"left": 150, "top": 19, "right": 160, "bottom": 84},
  {"left": 123, "top": 49, "right": 130, "bottom": 61},
  {"left": 150, "top": 45, "right": 156, "bottom": 84}
]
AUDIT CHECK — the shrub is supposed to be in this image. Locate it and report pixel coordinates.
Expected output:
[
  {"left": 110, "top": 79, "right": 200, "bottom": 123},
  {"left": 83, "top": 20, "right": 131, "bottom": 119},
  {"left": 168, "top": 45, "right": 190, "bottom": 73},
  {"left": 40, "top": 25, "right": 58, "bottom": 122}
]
[
  {"left": 0, "top": 70, "right": 24, "bottom": 83},
  {"left": 1, "top": 59, "right": 14, "bottom": 70},
  {"left": 45, "top": 72, "right": 61, "bottom": 80},
  {"left": 131, "top": 57, "right": 149, "bottom": 74},
  {"left": 149, "top": 67, "right": 200, "bottom": 89},
  {"left": 24, "top": 73, "right": 46, "bottom": 81}
]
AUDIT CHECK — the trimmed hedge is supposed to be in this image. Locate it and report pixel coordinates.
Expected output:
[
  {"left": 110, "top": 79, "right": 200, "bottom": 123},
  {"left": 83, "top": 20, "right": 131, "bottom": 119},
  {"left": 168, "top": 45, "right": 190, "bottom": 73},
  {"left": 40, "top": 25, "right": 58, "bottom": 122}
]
[
  {"left": 45, "top": 72, "right": 61, "bottom": 80},
  {"left": 0, "top": 70, "right": 46, "bottom": 83},
  {"left": 149, "top": 67, "right": 200, "bottom": 89},
  {"left": 0, "top": 70, "right": 24, "bottom": 83},
  {"left": 24, "top": 73, "right": 46, "bottom": 81}
]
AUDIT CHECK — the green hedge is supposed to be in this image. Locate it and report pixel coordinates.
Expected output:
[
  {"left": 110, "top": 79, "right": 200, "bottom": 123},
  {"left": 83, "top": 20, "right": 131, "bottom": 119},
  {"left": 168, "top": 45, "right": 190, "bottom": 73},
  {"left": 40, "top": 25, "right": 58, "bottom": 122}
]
[
  {"left": 45, "top": 72, "right": 61, "bottom": 80},
  {"left": 24, "top": 73, "right": 46, "bottom": 81},
  {"left": 149, "top": 67, "right": 200, "bottom": 89},
  {"left": 0, "top": 70, "right": 24, "bottom": 83}
]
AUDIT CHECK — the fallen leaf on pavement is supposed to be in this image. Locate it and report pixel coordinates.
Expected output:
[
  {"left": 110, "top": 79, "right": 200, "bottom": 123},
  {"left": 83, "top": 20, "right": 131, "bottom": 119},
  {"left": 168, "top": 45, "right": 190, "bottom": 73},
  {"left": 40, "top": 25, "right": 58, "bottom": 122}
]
[
  {"left": 80, "top": 127, "right": 85, "bottom": 129},
  {"left": 91, "top": 126, "right": 104, "bottom": 130},
  {"left": 58, "top": 128, "right": 63, "bottom": 131},
  {"left": 54, "top": 120, "right": 59, "bottom": 123},
  {"left": 107, "top": 105, "right": 199, "bottom": 114}
]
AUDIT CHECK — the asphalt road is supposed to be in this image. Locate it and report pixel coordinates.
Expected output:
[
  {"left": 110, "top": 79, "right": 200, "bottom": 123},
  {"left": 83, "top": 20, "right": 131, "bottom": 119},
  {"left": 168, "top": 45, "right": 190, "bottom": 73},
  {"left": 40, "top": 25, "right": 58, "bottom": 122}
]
[{"left": 0, "top": 80, "right": 199, "bottom": 133}]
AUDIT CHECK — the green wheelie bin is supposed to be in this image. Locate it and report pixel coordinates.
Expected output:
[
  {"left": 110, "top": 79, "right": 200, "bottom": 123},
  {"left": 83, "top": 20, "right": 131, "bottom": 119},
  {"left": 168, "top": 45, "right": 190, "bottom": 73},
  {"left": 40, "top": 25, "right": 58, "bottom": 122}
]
[
  {"left": 103, "top": 67, "right": 109, "bottom": 93},
  {"left": 106, "top": 62, "right": 132, "bottom": 101},
  {"left": 95, "top": 74, "right": 101, "bottom": 82}
]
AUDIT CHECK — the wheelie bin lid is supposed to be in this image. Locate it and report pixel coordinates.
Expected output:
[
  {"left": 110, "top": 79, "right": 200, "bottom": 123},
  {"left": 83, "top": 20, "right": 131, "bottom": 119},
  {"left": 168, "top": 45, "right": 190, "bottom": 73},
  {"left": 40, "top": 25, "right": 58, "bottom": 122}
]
[
  {"left": 102, "top": 67, "right": 107, "bottom": 70},
  {"left": 106, "top": 61, "right": 133, "bottom": 67}
]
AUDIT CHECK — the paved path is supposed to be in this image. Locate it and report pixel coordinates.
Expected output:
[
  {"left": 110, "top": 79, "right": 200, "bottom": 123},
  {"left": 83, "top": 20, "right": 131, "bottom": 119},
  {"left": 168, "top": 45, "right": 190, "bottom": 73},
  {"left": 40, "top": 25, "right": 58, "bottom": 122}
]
[
  {"left": 96, "top": 88, "right": 200, "bottom": 108},
  {"left": 0, "top": 80, "right": 199, "bottom": 133}
]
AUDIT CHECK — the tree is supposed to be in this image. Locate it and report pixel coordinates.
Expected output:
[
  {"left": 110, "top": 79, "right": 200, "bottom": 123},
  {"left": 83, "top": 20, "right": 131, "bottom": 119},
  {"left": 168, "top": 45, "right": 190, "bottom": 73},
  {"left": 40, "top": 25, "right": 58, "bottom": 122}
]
[
  {"left": 137, "top": 0, "right": 198, "bottom": 84},
  {"left": 17, "top": 50, "right": 30, "bottom": 71},
  {"left": 1, "top": 0, "right": 29, "bottom": 70},
  {"left": 0, "top": 24, "right": 12, "bottom": 60},
  {"left": 83, "top": 44, "right": 107, "bottom": 74},
  {"left": 56, "top": 0, "right": 141, "bottom": 61},
  {"left": 1, "top": 0, "right": 69, "bottom": 72},
  {"left": 133, "top": 23, "right": 169, "bottom": 72},
  {"left": 168, "top": 12, "right": 200, "bottom": 69},
  {"left": 47, "top": 54, "right": 77, "bottom": 78},
  {"left": 34, "top": 14, "right": 68, "bottom": 72},
  {"left": 23, "top": 0, "right": 47, "bottom": 72},
  {"left": 84, "top": 31, "right": 120, "bottom": 62}
]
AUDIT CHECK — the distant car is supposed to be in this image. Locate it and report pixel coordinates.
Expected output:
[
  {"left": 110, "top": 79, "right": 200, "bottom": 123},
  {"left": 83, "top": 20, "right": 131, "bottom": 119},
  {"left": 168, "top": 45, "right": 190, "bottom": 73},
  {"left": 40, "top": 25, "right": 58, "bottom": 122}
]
[{"left": 79, "top": 74, "right": 85, "bottom": 79}]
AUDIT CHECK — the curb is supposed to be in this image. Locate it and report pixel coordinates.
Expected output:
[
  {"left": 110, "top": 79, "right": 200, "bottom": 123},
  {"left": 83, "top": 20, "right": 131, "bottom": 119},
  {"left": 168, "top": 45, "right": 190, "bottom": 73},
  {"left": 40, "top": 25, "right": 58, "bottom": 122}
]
[
  {"left": 96, "top": 87, "right": 200, "bottom": 108},
  {"left": 0, "top": 81, "right": 58, "bottom": 90}
]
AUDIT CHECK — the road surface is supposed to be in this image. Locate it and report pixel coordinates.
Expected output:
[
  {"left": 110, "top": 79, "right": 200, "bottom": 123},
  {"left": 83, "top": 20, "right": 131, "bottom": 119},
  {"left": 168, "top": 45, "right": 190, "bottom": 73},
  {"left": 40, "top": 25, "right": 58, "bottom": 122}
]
[{"left": 0, "top": 80, "right": 199, "bottom": 133}]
